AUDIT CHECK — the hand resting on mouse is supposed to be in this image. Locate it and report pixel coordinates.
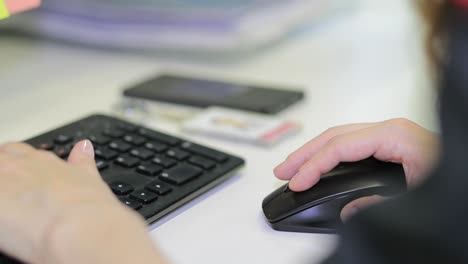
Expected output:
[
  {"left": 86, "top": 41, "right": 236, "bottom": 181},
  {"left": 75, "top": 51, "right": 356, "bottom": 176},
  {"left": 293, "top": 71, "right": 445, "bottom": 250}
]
[{"left": 274, "top": 118, "right": 440, "bottom": 221}]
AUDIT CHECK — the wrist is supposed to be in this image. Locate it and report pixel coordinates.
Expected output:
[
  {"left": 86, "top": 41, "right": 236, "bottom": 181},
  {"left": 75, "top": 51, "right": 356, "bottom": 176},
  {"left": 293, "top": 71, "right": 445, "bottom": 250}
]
[{"left": 43, "top": 204, "right": 163, "bottom": 264}]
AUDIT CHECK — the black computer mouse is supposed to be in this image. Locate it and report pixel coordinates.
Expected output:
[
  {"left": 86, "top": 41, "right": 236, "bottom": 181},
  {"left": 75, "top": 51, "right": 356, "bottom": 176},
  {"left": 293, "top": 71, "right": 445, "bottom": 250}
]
[{"left": 262, "top": 158, "right": 407, "bottom": 233}]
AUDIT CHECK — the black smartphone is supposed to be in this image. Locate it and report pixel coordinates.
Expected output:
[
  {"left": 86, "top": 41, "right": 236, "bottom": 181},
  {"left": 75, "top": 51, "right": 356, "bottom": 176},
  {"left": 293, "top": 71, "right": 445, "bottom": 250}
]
[{"left": 123, "top": 74, "right": 304, "bottom": 115}]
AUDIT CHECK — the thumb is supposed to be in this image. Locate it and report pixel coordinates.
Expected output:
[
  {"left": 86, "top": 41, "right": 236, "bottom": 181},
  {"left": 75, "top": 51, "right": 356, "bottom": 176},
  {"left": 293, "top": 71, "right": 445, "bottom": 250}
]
[
  {"left": 340, "top": 195, "right": 386, "bottom": 222},
  {"left": 67, "top": 140, "right": 99, "bottom": 175}
]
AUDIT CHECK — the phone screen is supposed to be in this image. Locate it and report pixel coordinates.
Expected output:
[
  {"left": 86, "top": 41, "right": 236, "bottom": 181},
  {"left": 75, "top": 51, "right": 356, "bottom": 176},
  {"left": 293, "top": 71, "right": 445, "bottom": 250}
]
[
  {"left": 124, "top": 74, "right": 304, "bottom": 114},
  {"left": 147, "top": 76, "right": 249, "bottom": 101}
]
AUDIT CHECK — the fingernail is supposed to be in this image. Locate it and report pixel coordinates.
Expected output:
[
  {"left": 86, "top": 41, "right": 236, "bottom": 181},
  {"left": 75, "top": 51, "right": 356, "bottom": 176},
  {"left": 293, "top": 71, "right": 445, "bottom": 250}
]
[{"left": 82, "top": 140, "right": 94, "bottom": 158}]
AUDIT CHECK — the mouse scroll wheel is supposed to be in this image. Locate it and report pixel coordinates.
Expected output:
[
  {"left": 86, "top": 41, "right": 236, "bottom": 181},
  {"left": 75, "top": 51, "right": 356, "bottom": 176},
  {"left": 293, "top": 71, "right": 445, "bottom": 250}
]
[{"left": 283, "top": 185, "right": 292, "bottom": 193}]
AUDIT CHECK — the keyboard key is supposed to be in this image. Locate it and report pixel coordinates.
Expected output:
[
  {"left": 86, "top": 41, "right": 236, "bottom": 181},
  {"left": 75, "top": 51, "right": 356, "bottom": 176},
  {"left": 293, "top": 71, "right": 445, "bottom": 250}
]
[
  {"left": 130, "top": 148, "right": 154, "bottom": 160},
  {"left": 109, "top": 181, "right": 134, "bottom": 195},
  {"left": 38, "top": 142, "right": 54, "bottom": 150},
  {"left": 54, "top": 146, "right": 70, "bottom": 158},
  {"left": 181, "top": 142, "right": 228, "bottom": 162},
  {"left": 146, "top": 181, "right": 172, "bottom": 195},
  {"left": 119, "top": 197, "right": 142, "bottom": 210},
  {"left": 138, "top": 128, "right": 180, "bottom": 146},
  {"left": 118, "top": 123, "right": 138, "bottom": 132},
  {"left": 136, "top": 164, "right": 163, "bottom": 176},
  {"left": 109, "top": 141, "right": 132, "bottom": 153},
  {"left": 54, "top": 134, "right": 73, "bottom": 145},
  {"left": 88, "top": 135, "right": 111, "bottom": 145},
  {"left": 95, "top": 148, "right": 119, "bottom": 160},
  {"left": 160, "top": 164, "right": 202, "bottom": 185},
  {"left": 166, "top": 148, "right": 190, "bottom": 161},
  {"left": 96, "top": 160, "right": 108, "bottom": 171},
  {"left": 130, "top": 190, "right": 158, "bottom": 204},
  {"left": 103, "top": 129, "right": 125, "bottom": 138},
  {"left": 115, "top": 156, "right": 140, "bottom": 168},
  {"left": 144, "top": 142, "right": 168, "bottom": 153},
  {"left": 123, "top": 134, "right": 146, "bottom": 146},
  {"left": 152, "top": 155, "right": 176, "bottom": 168},
  {"left": 188, "top": 155, "right": 216, "bottom": 170}
]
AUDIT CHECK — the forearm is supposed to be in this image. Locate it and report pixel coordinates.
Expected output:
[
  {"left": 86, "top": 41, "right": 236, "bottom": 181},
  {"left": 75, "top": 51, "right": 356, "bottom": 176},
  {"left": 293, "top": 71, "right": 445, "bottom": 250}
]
[{"left": 44, "top": 205, "right": 167, "bottom": 264}]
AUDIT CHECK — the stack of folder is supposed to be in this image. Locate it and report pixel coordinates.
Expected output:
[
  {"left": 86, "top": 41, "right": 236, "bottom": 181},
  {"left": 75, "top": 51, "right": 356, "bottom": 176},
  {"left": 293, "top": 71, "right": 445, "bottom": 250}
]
[{"left": 1, "top": 0, "right": 346, "bottom": 54}]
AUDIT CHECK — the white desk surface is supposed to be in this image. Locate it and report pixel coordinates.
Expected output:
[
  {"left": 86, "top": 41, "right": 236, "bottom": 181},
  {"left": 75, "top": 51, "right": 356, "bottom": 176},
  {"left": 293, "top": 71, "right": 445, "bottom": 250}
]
[{"left": 0, "top": 1, "right": 437, "bottom": 263}]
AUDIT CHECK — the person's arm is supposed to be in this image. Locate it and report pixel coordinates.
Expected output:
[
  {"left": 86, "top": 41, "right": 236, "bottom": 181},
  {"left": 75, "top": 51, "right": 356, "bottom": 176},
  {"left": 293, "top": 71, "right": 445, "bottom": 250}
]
[
  {"left": 0, "top": 0, "right": 41, "bottom": 19},
  {"left": 0, "top": 141, "right": 167, "bottom": 264},
  {"left": 322, "top": 5, "right": 468, "bottom": 263}
]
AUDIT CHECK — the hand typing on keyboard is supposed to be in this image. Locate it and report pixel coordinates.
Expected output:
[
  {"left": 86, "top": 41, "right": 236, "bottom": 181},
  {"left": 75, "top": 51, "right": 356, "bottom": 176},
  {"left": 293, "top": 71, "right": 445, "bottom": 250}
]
[
  {"left": 0, "top": 140, "right": 168, "bottom": 264},
  {"left": 0, "top": 114, "right": 243, "bottom": 263}
]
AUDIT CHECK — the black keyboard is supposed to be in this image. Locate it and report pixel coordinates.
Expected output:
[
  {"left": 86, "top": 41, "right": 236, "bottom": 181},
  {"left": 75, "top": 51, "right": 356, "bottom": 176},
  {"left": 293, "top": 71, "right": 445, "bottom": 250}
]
[
  {"left": 26, "top": 114, "right": 244, "bottom": 222},
  {"left": 0, "top": 114, "right": 245, "bottom": 264}
]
